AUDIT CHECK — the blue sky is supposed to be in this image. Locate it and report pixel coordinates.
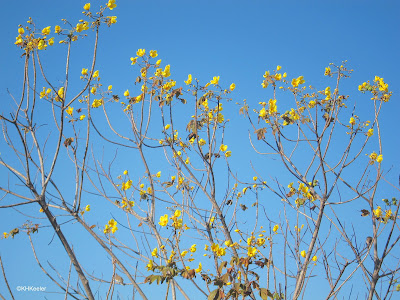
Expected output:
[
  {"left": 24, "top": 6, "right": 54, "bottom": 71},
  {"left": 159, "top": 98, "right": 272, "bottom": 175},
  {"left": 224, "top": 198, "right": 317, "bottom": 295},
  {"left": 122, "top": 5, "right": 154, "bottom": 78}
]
[{"left": 1, "top": 0, "right": 399, "bottom": 299}]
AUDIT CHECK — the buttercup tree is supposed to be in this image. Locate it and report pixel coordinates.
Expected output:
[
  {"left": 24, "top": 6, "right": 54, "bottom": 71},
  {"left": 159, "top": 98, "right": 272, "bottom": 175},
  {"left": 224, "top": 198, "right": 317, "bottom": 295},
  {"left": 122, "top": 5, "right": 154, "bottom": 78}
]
[{"left": 1, "top": 1, "right": 399, "bottom": 300}]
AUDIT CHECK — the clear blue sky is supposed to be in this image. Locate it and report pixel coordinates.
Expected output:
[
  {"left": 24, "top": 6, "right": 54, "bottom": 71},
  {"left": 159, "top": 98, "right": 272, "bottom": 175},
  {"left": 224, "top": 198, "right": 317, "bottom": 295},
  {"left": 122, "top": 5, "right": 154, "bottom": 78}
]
[{"left": 1, "top": 0, "right": 399, "bottom": 299}]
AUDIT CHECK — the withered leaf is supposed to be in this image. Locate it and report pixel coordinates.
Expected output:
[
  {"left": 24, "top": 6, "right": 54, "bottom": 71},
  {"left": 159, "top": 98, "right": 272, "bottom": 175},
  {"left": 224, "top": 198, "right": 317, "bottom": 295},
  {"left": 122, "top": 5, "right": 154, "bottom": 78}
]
[
  {"left": 64, "top": 137, "right": 74, "bottom": 147},
  {"left": 361, "top": 209, "right": 370, "bottom": 217},
  {"left": 255, "top": 128, "right": 267, "bottom": 140}
]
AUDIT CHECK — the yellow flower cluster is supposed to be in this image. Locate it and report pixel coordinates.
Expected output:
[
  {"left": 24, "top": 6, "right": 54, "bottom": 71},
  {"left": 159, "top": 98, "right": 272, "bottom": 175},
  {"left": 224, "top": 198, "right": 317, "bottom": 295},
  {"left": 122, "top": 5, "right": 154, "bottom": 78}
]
[
  {"left": 39, "top": 87, "right": 52, "bottom": 99},
  {"left": 374, "top": 76, "right": 388, "bottom": 93},
  {"left": 121, "top": 180, "right": 132, "bottom": 190},
  {"left": 91, "top": 99, "right": 103, "bottom": 108},
  {"left": 211, "top": 243, "right": 226, "bottom": 257},
  {"left": 324, "top": 66, "right": 331, "bottom": 76},
  {"left": 121, "top": 198, "right": 134, "bottom": 209},
  {"left": 76, "top": 21, "right": 89, "bottom": 33},
  {"left": 291, "top": 76, "right": 305, "bottom": 88},
  {"left": 247, "top": 247, "right": 257, "bottom": 257},
  {"left": 323, "top": 86, "right": 331, "bottom": 103},
  {"left": 369, "top": 152, "right": 383, "bottom": 164},
  {"left": 104, "top": 219, "right": 118, "bottom": 234},
  {"left": 170, "top": 210, "right": 183, "bottom": 229}
]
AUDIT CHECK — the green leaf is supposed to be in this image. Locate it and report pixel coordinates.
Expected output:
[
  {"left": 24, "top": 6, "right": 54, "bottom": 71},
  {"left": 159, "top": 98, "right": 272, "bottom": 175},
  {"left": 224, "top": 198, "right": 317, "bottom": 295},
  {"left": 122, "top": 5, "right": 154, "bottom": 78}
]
[
  {"left": 259, "top": 288, "right": 273, "bottom": 300},
  {"left": 218, "top": 261, "right": 227, "bottom": 274},
  {"left": 208, "top": 289, "right": 221, "bottom": 300}
]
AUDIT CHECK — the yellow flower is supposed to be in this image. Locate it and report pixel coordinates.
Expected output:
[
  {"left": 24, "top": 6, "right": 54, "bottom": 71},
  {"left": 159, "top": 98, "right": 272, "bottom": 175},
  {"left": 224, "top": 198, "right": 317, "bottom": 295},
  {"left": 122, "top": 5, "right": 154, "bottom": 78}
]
[
  {"left": 312, "top": 255, "right": 317, "bottom": 262},
  {"left": 93, "top": 70, "right": 99, "bottom": 78},
  {"left": 230, "top": 83, "right": 236, "bottom": 91},
  {"left": 57, "top": 87, "right": 64, "bottom": 99},
  {"left": 124, "top": 90, "right": 130, "bottom": 97},
  {"left": 374, "top": 206, "right": 382, "bottom": 218},
  {"left": 66, "top": 106, "right": 73, "bottom": 116},
  {"left": 146, "top": 260, "right": 154, "bottom": 271},
  {"left": 181, "top": 250, "right": 188, "bottom": 257},
  {"left": 253, "top": 176, "right": 258, "bottom": 181},
  {"left": 15, "top": 37, "right": 23, "bottom": 46},
  {"left": 324, "top": 67, "right": 331, "bottom": 76},
  {"left": 369, "top": 151, "right": 378, "bottom": 161},
  {"left": 162, "top": 65, "right": 171, "bottom": 77},
  {"left": 37, "top": 40, "right": 46, "bottom": 50},
  {"left": 121, "top": 180, "right": 132, "bottom": 191},
  {"left": 108, "top": 16, "right": 117, "bottom": 24},
  {"left": 273, "top": 224, "right": 279, "bottom": 233},
  {"left": 81, "top": 68, "right": 88, "bottom": 76},
  {"left": 137, "top": 49, "right": 146, "bottom": 57},
  {"left": 91, "top": 99, "right": 102, "bottom": 108},
  {"left": 159, "top": 214, "right": 169, "bottom": 226},
  {"left": 247, "top": 247, "right": 257, "bottom": 257},
  {"left": 300, "top": 250, "right": 306, "bottom": 258},
  {"left": 210, "top": 76, "right": 220, "bottom": 85},
  {"left": 268, "top": 99, "right": 277, "bottom": 114},
  {"left": 198, "top": 139, "right": 206, "bottom": 146},
  {"left": 41, "top": 26, "right": 51, "bottom": 35},
  {"left": 277, "top": 65, "right": 282, "bottom": 71},
  {"left": 80, "top": 115, "right": 86, "bottom": 121},
  {"left": 216, "top": 247, "right": 226, "bottom": 257},
  {"left": 174, "top": 210, "right": 181, "bottom": 218},
  {"left": 257, "top": 238, "right": 265, "bottom": 246},
  {"left": 130, "top": 57, "right": 137, "bottom": 65},
  {"left": 291, "top": 76, "right": 305, "bottom": 88},
  {"left": 367, "top": 128, "right": 374, "bottom": 137},
  {"left": 90, "top": 86, "right": 97, "bottom": 94},
  {"left": 259, "top": 107, "right": 267, "bottom": 118},
  {"left": 123, "top": 170, "right": 128, "bottom": 175},
  {"left": 18, "top": 27, "right": 25, "bottom": 35},
  {"left": 195, "top": 262, "right": 202, "bottom": 273},
  {"left": 111, "top": 226, "right": 118, "bottom": 234},
  {"left": 156, "top": 171, "right": 161, "bottom": 178},
  {"left": 83, "top": 3, "right": 91, "bottom": 10},
  {"left": 184, "top": 74, "right": 192, "bottom": 85},
  {"left": 349, "top": 117, "right": 356, "bottom": 125},
  {"left": 164, "top": 124, "right": 170, "bottom": 130},
  {"left": 151, "top": 247, "right": 157, "bottom": 257},
  {"left": 376, "top": 154, "right": 383, "bottom": 163},
  {"left": 48, "top": 37, "right": 54, "bottom": 46},
  {"left": 190, "top": 244, "right": 197, "bottom": 252},
  {"left": 85, "top": 205, "right": 90, "bottom": 212},
  {"left": 220, "top": 144, "right": 228, "bottom": 152},
  {"left": 150, "top": 50, "right": 158, "bottom": 58},
  {"left": 225, "top": 151, "right": 232, "bottom": 157},
  {"left": 107, "top": 0, "right": 117, "bottom": 10},
  {"left": 224, "top": 240, "right": 232, "bottom": 247},
  {"left": 308, "top": 100, "right": 316, "bottom": 108},
  {"left": 55, "top": 25, "right": 61, "bottom": 33}
]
